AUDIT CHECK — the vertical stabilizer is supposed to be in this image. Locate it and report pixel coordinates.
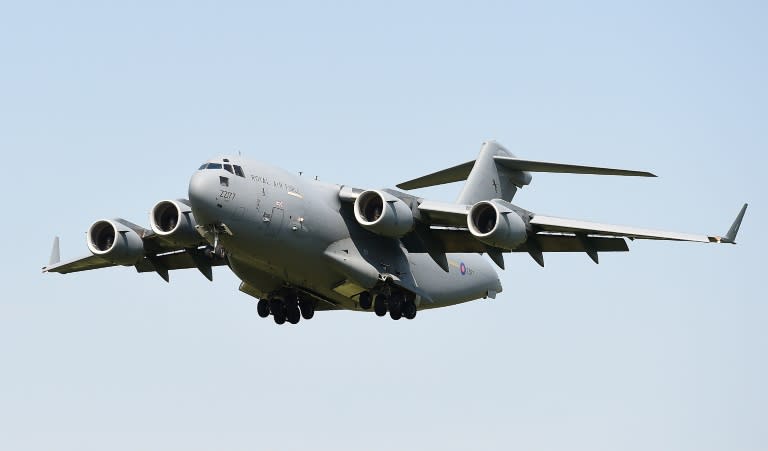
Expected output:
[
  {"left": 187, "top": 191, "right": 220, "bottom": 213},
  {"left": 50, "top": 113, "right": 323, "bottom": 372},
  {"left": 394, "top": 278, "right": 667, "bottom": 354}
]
[{"left": 456, "top": 141, "right": 529, "bottom": 204}]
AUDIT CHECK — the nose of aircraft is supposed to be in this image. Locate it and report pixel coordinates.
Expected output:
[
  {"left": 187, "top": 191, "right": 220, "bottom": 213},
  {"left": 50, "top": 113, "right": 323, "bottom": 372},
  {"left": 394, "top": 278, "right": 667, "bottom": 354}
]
[{"left": 188, "top": 170, "right": 219, "bottom": 226}]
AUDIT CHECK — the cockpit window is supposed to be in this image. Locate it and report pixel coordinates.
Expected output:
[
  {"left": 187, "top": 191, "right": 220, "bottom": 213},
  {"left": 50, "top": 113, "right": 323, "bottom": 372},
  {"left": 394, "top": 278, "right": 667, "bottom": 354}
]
[
  {"left": 223, "top": 164, "right": 233, "bottom": 174},
  {"left": 233, "top": 165, "right": 245, "bottom": 177},
  {"left": 207, "top": 163, "right": 222, "bottom": 170},
  {"left": 199, "top": 163, "right": 208, "bottom": 170}
]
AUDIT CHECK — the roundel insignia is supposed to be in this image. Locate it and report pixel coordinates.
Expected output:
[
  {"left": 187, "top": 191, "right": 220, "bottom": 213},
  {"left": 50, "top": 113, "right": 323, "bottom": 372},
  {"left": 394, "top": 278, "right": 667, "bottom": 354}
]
[{"left": 459, "top": 262, "right": 467, "bottom": 275}]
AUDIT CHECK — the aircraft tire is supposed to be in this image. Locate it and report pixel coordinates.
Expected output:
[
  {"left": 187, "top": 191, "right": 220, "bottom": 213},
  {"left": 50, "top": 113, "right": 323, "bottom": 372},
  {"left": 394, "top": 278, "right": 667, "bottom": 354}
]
[
  {"left": 389, "top": 292, "right": 404, "bottom": 320},
  {"left": 257, "top": 299, "right": 270, "bottom": 318},
  {"left": 403, "top": 300, "right": 417, "bottom": 320},
  {"left": 389, "top": 300, "right": 402, "bottom": 320},
  {"left": 299, "top": 300, "right": 315, "bottom": 320},
  {"left": 286, "top": 303, "right": 301, "bottom": 324},
  {"left": 374, "top": 295, "right": 388, "bottom": 317},
  {"left": 359, "top": 291, "right": 372, "bottom": 310},
  {"left": 270, "top": 299, "right": 286, "bottom": 324}
]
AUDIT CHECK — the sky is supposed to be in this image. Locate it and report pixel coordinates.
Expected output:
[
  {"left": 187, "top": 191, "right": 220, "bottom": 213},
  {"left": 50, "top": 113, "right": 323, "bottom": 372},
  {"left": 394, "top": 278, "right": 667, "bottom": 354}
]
[{"left": 0, "top": 1, "right": 765, "bottom": 450}]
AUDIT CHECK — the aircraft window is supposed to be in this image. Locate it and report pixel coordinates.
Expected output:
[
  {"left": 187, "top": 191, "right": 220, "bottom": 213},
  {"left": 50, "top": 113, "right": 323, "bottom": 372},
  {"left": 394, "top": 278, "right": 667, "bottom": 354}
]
[
  {"left": 207, "top": 163, "right": 222, "bottom": 170},
  {"left": 224, "top": 164, "right": 234, "bottom": 174},
  {"left": 223, "top": 158, "right": 230, "bottom": 162},
  {"left": 234, "top": 165, "right": 245, "bottom": 177},
  {"left": 199, "top": 164, "right": 208, "bottom": 170}
]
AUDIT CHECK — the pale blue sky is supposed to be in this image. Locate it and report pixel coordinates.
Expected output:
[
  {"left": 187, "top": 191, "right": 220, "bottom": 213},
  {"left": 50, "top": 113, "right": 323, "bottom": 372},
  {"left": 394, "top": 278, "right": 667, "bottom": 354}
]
[{"left": 1, "top": 1, "right": 765, "bottom": 450}]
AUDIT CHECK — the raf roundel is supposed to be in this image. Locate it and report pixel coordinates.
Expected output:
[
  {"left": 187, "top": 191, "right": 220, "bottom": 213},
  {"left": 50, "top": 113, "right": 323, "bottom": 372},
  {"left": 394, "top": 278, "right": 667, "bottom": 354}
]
[{"left": 459, "top": 262, "right": 467, "bottom": 275}]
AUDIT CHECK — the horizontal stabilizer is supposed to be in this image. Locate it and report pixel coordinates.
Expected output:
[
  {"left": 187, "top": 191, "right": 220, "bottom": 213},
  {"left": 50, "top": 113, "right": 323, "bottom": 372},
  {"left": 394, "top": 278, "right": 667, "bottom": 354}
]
[
  {"left": 493, "top": 157, "right": 656, "bottom": 177},
  {"left": 397, "top": 155, "right": 655, "bottom": 193},
  {"left": 397, "top": 160, "right": 474, "bottom": 190}
]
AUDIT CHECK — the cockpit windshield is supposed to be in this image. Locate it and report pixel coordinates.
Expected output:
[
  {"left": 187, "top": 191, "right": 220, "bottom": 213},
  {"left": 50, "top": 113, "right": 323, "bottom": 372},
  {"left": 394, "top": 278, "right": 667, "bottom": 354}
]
[{"left": 198, "top": 161, "right": 245, "bottom": 177}]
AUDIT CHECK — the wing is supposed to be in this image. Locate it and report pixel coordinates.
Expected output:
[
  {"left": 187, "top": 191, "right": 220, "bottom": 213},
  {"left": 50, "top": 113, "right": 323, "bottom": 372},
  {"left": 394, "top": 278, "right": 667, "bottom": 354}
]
[
  {"left": 340, "top": 186, "right": 746, "bottom": 268},
  {"left": 43, "top": 221, "right": 227, "bottom": 282},
  {"left": 407, "top": 199, "right": 747, "bottom": 268},
  {"left": 531, "top": 202, "right": 748, "bottom": 244}
]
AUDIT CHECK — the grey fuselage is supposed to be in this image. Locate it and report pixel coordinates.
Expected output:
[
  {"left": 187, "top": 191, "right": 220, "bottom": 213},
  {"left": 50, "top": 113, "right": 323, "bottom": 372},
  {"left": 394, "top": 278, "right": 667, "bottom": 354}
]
[{"left": 188, "top": 155, "right": 502, "bottom": 312}]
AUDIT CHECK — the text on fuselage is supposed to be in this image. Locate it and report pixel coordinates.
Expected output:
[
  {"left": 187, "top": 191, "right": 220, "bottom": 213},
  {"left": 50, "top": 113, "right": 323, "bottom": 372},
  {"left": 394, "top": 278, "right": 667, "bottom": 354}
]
[{"left": 250, "top": 174, "right": 300, "bottom": 195}]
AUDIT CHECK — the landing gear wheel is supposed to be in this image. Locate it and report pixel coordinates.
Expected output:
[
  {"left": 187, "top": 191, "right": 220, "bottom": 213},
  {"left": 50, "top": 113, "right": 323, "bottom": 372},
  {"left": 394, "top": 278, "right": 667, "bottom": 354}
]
[
  {"left": 389, "top": 292, "right": 404, "bottom": 320},
  {"left": 299, "top": 300, "right": 315, "bottom": 320},
  {"left": 270, "top": 299, "right": 286, "bottom": 325},
  {"left": 257, "top": 299, "right": 270, "bottom": 318},
  {"left": 374, "top": 295, "right": 388, "bottom": 317},
  {"left": 359, "top": 291, "right": 372, "bottom": 310},
  {"left": 403, "top": 300, "right": 417, "bottom": 320},
  {"left": 286, "top": 304, "right": 301, "bottom": 324}
]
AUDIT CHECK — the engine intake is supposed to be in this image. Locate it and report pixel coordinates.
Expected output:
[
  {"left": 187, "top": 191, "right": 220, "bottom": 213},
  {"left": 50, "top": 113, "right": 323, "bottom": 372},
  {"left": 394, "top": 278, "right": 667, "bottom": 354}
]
[
  {"left": 150, "top": 199, "right": 202, "bottom": 247},
  {"left": 467, "top": 200, "right": 527, "bottom": 250},
  {"left": 354, "top": 190, "right": 414, "bottom": 237},
  {"left": 87, "top": 219, "right": 145, "bottom": 265}
]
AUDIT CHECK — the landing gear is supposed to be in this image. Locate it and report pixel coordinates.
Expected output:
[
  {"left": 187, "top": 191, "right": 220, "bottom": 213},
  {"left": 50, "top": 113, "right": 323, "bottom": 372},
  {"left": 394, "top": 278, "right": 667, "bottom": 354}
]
[
  {"left": 359, "top": 291, "right": 372, "bottom": 310},
  {"left": 286, "top": 306, "right": 301, "bottom": 324},
  {"left": 299, "top": 299, "right": 315, "bottom": 320},
  {"left": 271, "top": 300, "right": 286, "bottom": 325},
  {"left": 371, "top": 289, "right": 417, "bottom": 320},
  {"left": 389, "top": 292, "right": 404, "bottom": 320},
  {"left": 257, "top": 299, "right": 270, "bottom": 318},
  {"left": 284, "top": 293, "right": 301, "bottom": 324},
  {"left": 374, "top": 295, "right": 388, "bottom": 317},
  {"left": 260, "top": 292, "right": 316, "bottom": 325},
  {"left": 402, "top": 299, "right": 417, "bottom": 320}
]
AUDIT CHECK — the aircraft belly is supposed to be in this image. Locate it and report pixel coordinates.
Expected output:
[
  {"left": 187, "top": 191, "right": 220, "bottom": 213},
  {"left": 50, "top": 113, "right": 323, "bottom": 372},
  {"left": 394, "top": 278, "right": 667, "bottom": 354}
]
[
  {"left": 409, "top": 253, "right": 502, "bottom": 308},
  {"left": 219, "top": 181, "right": 364, "bottom": 309}
]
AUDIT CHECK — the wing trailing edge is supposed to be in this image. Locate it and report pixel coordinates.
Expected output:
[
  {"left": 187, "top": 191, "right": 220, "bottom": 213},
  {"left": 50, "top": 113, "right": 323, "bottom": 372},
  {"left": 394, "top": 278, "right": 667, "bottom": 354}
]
[{"left": 530, "top": 203, "right": 748, "bottom": 244}]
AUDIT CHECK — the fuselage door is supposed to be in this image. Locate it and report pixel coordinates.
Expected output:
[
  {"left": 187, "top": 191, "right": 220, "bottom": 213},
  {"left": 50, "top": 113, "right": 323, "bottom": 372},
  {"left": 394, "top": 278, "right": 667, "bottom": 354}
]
[{"left": 265, "top": 206, "right": 285, "bottom": 237}]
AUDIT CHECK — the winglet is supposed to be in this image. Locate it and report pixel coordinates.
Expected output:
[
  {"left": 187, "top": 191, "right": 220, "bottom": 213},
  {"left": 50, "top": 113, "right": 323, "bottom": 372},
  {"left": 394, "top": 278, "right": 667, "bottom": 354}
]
[
  {"left": 720, "top": 203, "right": 748, "bottom": 244},
  {"left": 48, "top": 237, "right": 61, "bottom": 267}
]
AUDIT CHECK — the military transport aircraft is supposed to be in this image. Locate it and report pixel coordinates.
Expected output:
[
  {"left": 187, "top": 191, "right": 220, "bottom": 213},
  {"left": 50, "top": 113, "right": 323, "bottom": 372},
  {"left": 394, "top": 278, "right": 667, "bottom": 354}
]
[{"left": 43, "top": 141, "right": 747, "bottom": 325}]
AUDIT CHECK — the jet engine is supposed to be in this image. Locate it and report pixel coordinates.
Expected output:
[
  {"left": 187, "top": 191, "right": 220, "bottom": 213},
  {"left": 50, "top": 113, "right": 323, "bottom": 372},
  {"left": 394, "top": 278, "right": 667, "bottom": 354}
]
[
  {"left": 149, "top": 199, "right": 202, "bottom": 247},
  {"left": 467, "top": 200, "right": 527, "bottom": 250},
  {"left": 354, "top": 190, "right": 414, "bottom": 237},
  {"left": 87, "top": 219, "right": 145, "bottom": 265}
]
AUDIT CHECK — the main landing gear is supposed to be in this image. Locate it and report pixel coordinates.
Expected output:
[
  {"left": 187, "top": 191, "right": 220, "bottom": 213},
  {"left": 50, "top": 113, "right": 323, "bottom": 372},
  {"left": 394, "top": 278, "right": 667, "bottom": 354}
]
[
  {"left": 360, "top": 289, "right": 417, "bottom": 320},
  {"left": 257, "top": 292, "right": 315, "bottom": 325}
]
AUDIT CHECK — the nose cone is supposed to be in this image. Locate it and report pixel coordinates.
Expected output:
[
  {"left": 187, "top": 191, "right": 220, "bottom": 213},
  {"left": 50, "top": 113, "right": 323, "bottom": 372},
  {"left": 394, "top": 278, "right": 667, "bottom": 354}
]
[{"left": 188, "top": 171, "right": 218, "bottom": 225}]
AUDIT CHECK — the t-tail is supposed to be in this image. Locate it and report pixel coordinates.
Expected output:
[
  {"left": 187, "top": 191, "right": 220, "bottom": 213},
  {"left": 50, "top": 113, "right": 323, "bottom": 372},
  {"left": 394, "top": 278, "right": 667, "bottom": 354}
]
[{"left": 397, "top": 140, "right": 657, "bottom": 203}]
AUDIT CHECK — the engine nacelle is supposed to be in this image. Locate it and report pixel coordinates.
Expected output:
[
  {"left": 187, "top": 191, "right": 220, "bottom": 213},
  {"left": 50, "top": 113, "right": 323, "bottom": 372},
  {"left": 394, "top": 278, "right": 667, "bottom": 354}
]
[
  {"left": 149, "top": 199, "right": 202, "bottom": 247},
  {"left": 467, "top": 200, "right": 527, "bottom": 250},
  {"left": 354, "top": 190, "right": 414, "bottom": 237},
  {"left": 87, "top": 219, "right": 145, "bottom": 265}
]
